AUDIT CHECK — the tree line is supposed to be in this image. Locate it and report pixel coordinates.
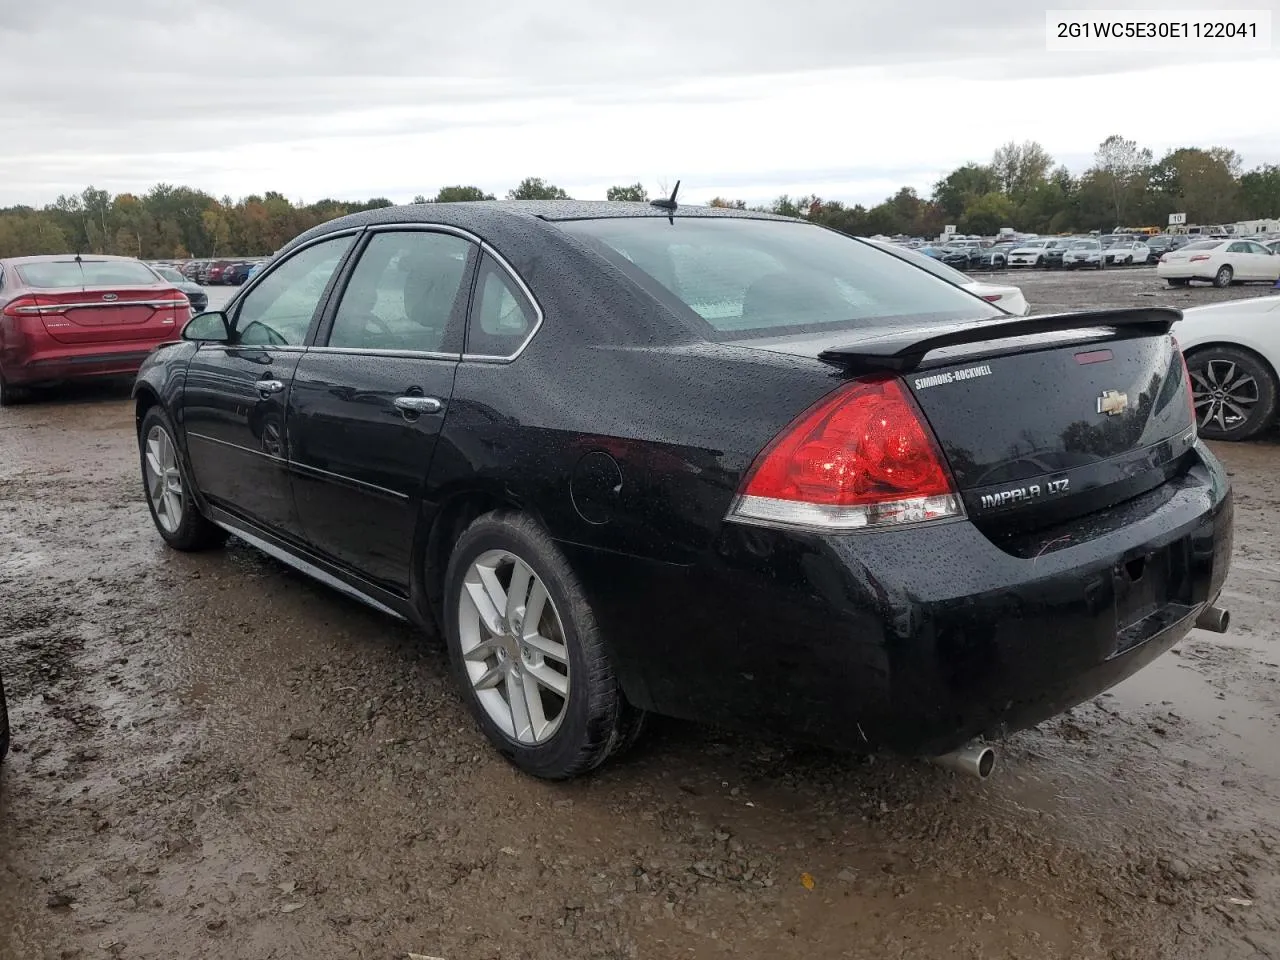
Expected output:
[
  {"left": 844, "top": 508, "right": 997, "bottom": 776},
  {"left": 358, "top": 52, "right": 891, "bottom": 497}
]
[{"left": 1, "top": 139, "right": 1277, "bottom": 260}]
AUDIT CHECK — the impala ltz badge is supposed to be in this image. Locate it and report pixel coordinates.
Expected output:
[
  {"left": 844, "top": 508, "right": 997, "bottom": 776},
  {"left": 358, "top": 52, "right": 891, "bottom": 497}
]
[{"left": 1097, "top": 389, "right": 1128, "bottom": 416}]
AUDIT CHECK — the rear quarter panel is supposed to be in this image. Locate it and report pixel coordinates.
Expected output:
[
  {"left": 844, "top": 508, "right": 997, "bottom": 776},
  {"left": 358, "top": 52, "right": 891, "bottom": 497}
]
[{"left": 1175, "top": 299, "right": 1280, "bottom": 365}]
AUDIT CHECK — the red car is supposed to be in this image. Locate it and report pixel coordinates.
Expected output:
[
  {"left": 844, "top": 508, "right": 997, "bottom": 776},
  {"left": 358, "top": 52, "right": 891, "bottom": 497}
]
[{"left": 0, "top": 255, "right": 190, "bottom": 405}]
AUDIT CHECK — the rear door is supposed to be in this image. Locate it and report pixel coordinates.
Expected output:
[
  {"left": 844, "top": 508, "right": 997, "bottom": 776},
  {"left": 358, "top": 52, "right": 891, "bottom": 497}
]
[
  {"left": 182, "top": 233, "right": 356, "bottom": 539},
  {"left": 287, "top": 227, "right": 476, "bottom": 592}
]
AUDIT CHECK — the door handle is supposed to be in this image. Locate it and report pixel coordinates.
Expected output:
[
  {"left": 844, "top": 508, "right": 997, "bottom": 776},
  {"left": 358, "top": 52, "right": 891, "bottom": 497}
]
[
  {"left": 394, "top": 395, "right": 443, "bottom": 414},
  {"left": 255, "top": 379, "right": 285, "bottom": 395}
]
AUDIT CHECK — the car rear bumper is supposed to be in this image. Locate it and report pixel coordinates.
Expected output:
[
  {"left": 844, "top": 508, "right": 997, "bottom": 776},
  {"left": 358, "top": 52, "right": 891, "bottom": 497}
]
[
  {"left": 2, "top": 345, "right": 159, "bottom": 385},
  {"left": 567, "top": 445, "right": 1232, "bottom": 756}
]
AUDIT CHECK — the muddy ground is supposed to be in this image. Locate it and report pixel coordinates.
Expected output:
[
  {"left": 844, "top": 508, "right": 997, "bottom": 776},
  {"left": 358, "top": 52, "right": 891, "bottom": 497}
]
[{"left": 1, "top": 268, "right": 1278, "bottom": 960}]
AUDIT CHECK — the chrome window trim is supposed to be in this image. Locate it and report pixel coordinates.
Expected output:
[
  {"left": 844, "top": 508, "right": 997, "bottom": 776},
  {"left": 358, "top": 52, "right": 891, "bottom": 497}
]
[
  {"left": 364, "top": 222, "right": 545, "bottom": 363},
  {"left": 305, "top": 346, "right": 461, "bottom": 361},
  {"left": 226, "top": 228, "right": 364, "bottom": 317}
]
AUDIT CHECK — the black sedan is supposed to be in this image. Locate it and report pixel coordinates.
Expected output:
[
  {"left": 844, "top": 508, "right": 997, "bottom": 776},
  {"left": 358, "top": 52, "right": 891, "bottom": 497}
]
[
  {"left": 131, "top": 200, "right": 1233, "bottom": 780},
  {"left": 150, "top": 264, "right": 209, "bottom": 313}
]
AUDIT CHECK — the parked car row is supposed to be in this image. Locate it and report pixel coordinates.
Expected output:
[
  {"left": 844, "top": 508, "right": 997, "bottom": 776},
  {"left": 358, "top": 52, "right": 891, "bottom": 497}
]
[{"left": 146, "top": 258, "right": 269, "bottom": 286}]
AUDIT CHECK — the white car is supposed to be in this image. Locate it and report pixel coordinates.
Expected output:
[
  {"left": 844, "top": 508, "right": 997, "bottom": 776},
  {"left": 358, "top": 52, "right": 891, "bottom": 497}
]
[
  {"left": 868, "top": 239, "right": 1030, "bottom": 315},
  {"left": 1062, "top": 239, "right": 1104, "bottom": 270},
  {"left": 1104, "top": 241, "right": 1150, "bottom": 266},
  {"left": 1175, "top": 293, "right": 1280, "bottom": 439},
  {"left": 1008, "top": 238, "right": 1053, "bottom": 267},
  {"left": 1157, "top": 239, "right": 1280, "bottom": 288}
]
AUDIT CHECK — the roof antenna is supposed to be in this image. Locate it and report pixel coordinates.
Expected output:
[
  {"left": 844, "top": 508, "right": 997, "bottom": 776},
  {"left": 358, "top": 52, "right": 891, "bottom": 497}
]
[{"left": 650, "top": 180, "right": 680, "bottom": 223}]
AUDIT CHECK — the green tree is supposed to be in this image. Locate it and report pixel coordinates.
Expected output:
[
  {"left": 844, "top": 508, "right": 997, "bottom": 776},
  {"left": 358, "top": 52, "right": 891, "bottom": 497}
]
[
  {"left": 1092, "top": 134, "right": 1153, "bottom": 226},
  {"left": 434, "top": 185, "right": 495, "bottom": 202},
  {"left": 606, "top": 183, "right": 648, "bottom": 202},
  {"left": 1239, "top": 164, "right": 1280, "bottom": 217},
  {"left": 1149, "top": 147, "right": 1241, "bottom": 224},
  {"left": 707, "top": 197, "right": 747, "bottom": 209},
  {"left": 959, "top": 192, "right": 1017, "bottom": 236},
  {"left": 991, "top": 141, "right": 1054, "bottom": 204},
  {"left": 932, "top": 164, "right": 999, "bottom": 220},
  {"left": 507, "top": 177, "right": 570, "bottom": 200}
]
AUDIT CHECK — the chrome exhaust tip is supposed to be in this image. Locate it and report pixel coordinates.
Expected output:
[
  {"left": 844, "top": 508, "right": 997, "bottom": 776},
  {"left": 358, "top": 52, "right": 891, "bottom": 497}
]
[
  {"left": 931, "top": 743, "right": 996, "bottom": 779},
  {"left": 1195, "top": 604, "right": 1230, "bottom": 634}
]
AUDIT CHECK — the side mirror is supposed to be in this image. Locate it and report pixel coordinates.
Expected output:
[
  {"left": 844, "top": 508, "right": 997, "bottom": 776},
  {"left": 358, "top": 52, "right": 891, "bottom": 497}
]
[{"left": 182, "top": 310, "right": 231, "bottom": 343}]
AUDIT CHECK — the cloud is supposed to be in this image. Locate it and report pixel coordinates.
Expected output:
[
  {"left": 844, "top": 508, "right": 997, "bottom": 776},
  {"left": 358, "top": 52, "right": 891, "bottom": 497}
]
[{"left": 0, "top": 0, "right": 1276, "bottom": 206}]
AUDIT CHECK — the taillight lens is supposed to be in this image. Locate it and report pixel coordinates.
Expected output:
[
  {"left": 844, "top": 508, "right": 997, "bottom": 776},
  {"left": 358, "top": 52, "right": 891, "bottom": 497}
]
[
  {"left": 1189, "top": 254, "right": 1210, "bottom": 262},
  {"left": 981, "top": 294, "right": 1002, "bottom": 302},
  {"left": 1, "top": 295, "right": 43, "bottom": 319},
  {"left": 728, "top": 376, "right": 963, "bottom": 531}
]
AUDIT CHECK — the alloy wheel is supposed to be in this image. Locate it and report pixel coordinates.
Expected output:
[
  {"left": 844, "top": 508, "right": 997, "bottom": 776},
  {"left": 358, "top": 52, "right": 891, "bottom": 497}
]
[
  {"left": 1191, "top": 359, "right": 1259, "bottom": 433},
  {"left": 144, "top": 425, "right": 184, "bottom": 533},
  {"left": 458, "top": 549, "right": 571, "bottom": 745}
]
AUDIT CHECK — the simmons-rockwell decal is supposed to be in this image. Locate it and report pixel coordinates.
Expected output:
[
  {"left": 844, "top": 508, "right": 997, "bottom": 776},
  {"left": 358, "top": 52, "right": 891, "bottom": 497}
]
[{"left": 912, "top": 364, "right": 994, "bottom": 390}]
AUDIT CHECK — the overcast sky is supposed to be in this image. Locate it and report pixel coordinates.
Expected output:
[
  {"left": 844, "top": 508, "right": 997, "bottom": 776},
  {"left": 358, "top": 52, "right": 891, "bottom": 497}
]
[{"left": 1, "top": 0, "right": 1276, "bottom": 208}]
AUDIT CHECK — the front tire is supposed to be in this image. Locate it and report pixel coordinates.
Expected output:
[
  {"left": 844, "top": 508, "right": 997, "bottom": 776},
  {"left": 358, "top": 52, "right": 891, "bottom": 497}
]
[
  {"left": 1214, "top": 265, "right": 1234, "bottom": 288},
  {"left": 139, "top": 407, "right": 228, "bottom": 551},
  {"left": 443, "top": 510, "right": 641, "bottom": 779},
  {"left": 1185, "top": 346, "right": 1278, "bottom": 441}
]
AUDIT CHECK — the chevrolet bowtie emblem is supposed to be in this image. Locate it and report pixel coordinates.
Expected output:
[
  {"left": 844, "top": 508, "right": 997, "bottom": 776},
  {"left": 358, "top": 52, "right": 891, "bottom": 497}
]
[{"left": 1097, "top": 389, "right": 1128, "bottom": 416}]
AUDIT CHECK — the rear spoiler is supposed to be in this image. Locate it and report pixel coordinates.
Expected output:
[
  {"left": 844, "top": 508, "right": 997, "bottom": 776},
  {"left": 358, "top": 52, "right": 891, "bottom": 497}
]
[{"left": 816, "top": 308, "right": 1181, "bottom": 374}]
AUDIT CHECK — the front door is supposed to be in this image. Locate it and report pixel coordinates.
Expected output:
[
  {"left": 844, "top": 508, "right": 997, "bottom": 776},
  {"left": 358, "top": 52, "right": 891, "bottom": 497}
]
[
  {"left": 183, "top": 233, "right": 356, "bottom": 539},
  {"left": 287, "top": 228, "right": 476, "bottom": 591}
]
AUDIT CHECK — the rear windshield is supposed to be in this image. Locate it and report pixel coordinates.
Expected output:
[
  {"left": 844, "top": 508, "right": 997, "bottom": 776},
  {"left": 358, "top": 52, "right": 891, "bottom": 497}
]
[
  {"left": 1070, "top": 240, "right": 1100, "bottom": 250},
  {"left": 16, "top": 259, "right": 161, "bottom": 288},
  {"left": 153, "top": 266, "right": 185, "bottom": 283},
  {"left": 557, "top": 217, "right": 1001, "bottom": 338},
  {"left": 1183, "top": 241, "right": 1223, "bottom": 251}
]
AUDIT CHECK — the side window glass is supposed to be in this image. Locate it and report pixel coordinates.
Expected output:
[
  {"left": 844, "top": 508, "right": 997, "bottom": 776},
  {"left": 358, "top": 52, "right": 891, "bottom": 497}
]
[
  {"left": 329, "top": 231, "right": 472, "bottom": 353},
  {"left": 467, "top": 255, "right": 537, "bottom": 357},
  {"left": 235, "top": 235, "right": 351, "bottom": 346}
]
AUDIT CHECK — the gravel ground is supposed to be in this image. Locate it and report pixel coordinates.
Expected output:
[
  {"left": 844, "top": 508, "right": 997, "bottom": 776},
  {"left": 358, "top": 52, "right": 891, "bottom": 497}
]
[{"left": 1, "top": 268, "right": 1278, "bottom": 960}]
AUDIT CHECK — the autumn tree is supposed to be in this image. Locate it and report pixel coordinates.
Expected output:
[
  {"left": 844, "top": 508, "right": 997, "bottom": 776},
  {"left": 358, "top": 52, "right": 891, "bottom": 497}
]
[{"left": 1239, "top": 164, "right": 1280, "bottom": 217}]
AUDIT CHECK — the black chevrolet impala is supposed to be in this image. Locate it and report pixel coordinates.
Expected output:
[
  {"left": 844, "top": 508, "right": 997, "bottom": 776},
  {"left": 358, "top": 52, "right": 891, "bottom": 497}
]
[{"left": 132, "top": 201, "right": 1233, "bottom": 779}]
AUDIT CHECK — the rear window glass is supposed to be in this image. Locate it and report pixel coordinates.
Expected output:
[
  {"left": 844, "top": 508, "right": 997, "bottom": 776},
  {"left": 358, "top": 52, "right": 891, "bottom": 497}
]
[
  {"left": 17, "top": 259, "right": 160, "bottom": 288},
  {"left": 557, "top": 217, "right": 1001, "bottom": 338},
  {"left": 1183, "top": 241, "right": 1223, "bottom": 251}
]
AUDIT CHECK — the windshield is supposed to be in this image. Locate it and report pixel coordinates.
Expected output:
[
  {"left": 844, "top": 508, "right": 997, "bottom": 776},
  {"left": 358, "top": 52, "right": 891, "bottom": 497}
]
[
  {"left": 16, "top": 259, "right": 162, "bottom": 288},
  {"left": 557, "top": 217, "right": 1001, "bottom": 339},
  {"left": 1070, "top": 240, "right": 1099, "bottom": 250}
]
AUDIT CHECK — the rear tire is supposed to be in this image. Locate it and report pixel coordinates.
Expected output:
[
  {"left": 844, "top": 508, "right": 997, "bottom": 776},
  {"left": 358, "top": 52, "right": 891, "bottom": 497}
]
[
  {"left": 0, "top": 370, "right": 26, "bottom": 407},
  {"left": 139, "top": 407, "right": 228, "bottom": 551},
  {"left": 443, "top": 510, "right": 640, "bottom": 779},
  {"left": 1185, "top": 346, "right": 1278, "bottom": 441},
  {"left": 1214, "top": 265, "right": 1234, "bottom": 288}
]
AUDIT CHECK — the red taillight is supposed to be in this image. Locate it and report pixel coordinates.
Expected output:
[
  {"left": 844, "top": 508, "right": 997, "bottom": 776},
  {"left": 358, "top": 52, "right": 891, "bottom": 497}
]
[
  {"left": 1, "top": 295, "right": 43, "bottom": 319},
  {"left": 729, "top": 376, "right": 963, "bottom": 531},
  {"left": 981, "top": 294, "right": 1002, "bottom": 302},
  {"left": 1189, "top": 254, "right": 1210, "bottom": 262}
]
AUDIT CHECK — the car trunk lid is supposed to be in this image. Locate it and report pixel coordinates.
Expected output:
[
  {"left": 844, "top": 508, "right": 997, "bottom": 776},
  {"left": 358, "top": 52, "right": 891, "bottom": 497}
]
[
  {"left": 31, "top": 286, "right": 189, "bottom": 344},
  {"left": 728, "top": 308, "right": 1197, "bottom": 534}
]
